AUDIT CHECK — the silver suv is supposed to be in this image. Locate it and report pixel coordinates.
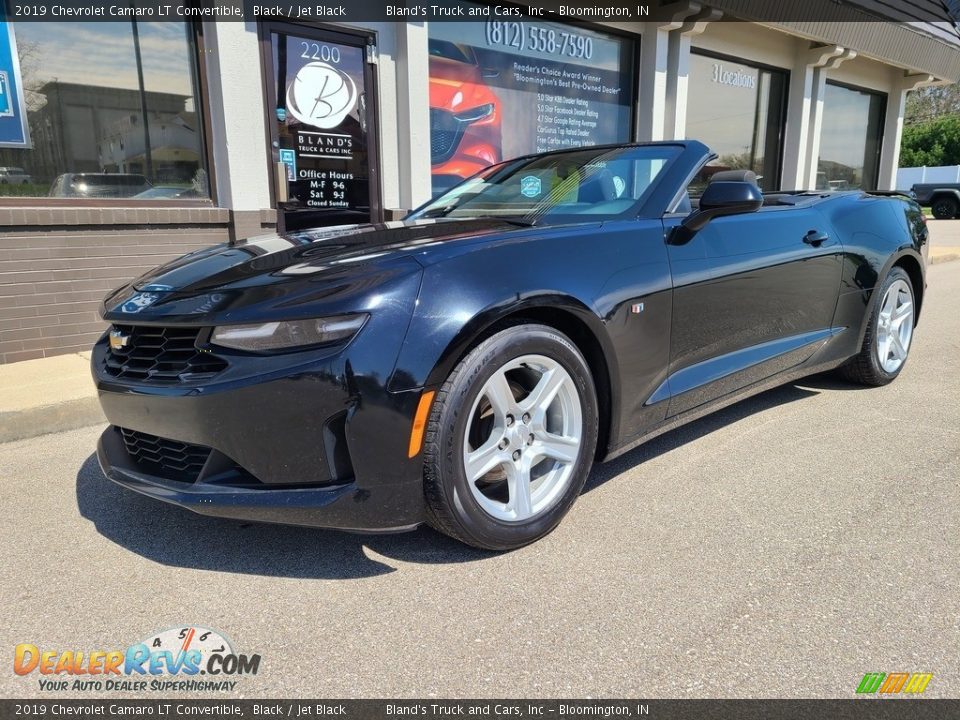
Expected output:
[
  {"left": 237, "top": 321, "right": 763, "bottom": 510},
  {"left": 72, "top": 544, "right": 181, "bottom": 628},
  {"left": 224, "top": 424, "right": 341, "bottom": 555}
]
[{"left": 0, "top": 167, "right": 32, "bottom": 184}]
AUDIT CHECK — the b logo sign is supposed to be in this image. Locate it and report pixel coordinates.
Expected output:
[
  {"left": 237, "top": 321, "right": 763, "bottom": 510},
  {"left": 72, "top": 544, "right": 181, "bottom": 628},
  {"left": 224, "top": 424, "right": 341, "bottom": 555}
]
[{"left": 286, "top": 62, "right": 358, "bottom": 129}]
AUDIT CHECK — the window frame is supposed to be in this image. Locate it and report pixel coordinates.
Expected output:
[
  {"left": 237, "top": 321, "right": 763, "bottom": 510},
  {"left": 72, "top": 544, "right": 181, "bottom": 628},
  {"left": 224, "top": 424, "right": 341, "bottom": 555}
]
[
  {"left": 821, "top": 79, "right": 887, "bottom": 192},
  {"left": 687, "top": 47, "right": 790, "bottom": 191},
  {"left": 0, "top": 21, "right": 216, "bottom": 209}
]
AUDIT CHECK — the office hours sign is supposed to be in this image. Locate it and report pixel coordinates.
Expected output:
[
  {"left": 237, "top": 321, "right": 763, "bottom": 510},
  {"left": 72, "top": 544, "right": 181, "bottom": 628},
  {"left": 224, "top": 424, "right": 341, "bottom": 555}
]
[{"left": 271, "top": 31, "right": 370, "bottom": 214}]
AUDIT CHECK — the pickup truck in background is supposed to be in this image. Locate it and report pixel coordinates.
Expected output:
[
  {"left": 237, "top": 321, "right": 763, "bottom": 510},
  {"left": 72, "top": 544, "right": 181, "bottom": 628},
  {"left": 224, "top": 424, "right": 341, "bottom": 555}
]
[{"left": 911, "top": 183, "right": 960, "bottom": 218}]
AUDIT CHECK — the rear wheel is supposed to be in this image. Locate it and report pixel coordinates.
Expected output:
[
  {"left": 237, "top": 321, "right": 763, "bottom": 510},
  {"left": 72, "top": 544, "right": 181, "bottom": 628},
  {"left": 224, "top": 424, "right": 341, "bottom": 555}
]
[
  {"left": 840, "top": 267, "right": 915, "bottom": 386},
  {"left": 423, "top": 324, "right": 598, "bottom": 550},
  {"left": 931, "top": 196, "right": 958, "bottom": 219}
]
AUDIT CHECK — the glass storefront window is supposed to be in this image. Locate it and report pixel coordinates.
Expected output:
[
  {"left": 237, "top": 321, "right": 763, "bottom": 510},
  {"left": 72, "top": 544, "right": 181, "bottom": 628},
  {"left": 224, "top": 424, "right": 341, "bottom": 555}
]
[
  {"left": 0, "top": 21, "right": 208, "bottom": 200},
  {"left": 817, "top": 82, "right": 885, "bottom": 191},
  {"left": 427, "top": 12, "right": 635, "bottom": 197},
  {"left": 685, "top": 51, "right": 787, "bottom": 192}
]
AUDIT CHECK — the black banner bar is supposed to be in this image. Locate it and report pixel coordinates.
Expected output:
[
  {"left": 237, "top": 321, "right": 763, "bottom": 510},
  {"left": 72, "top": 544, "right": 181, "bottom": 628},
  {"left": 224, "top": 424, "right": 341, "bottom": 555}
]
[
  {"left": 4, "top": 700, "right": 960, "bottom": 720},
  {"left": 3, "top": 0, "right": 960, "bottom": 23}
]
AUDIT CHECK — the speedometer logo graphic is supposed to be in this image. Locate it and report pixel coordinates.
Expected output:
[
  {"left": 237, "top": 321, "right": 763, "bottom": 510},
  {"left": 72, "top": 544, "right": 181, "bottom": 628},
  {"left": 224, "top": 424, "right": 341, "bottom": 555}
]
[{"left": 141, "top": 626, "right": 233, "bottom": 662}]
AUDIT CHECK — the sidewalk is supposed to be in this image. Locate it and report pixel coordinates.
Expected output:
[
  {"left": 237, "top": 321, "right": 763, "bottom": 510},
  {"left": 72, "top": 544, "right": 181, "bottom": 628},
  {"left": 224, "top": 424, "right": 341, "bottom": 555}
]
[
  {"left": 1, "top": 251, "right": 958, "bottom": 445},
  {"left": 0, "top": 352, "right": 103, "bottom": 443}
]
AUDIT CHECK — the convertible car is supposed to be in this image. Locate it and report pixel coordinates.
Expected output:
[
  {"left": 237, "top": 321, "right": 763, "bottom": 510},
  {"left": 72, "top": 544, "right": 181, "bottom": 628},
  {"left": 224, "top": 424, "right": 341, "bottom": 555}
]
[{"left": 92, "top": 141, "right": 928, "bottom": 550}]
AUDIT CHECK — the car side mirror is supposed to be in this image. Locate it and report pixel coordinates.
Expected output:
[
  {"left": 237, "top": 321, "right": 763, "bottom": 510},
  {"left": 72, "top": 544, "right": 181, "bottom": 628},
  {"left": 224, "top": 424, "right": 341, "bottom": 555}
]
[{"left": 670, "top": 181, "right": 764, "bottom": 244}]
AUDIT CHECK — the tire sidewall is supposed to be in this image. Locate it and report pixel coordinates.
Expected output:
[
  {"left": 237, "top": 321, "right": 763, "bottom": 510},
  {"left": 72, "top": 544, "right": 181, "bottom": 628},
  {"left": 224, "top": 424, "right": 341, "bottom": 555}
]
[
  {"left": 868, "top": 267, "right": 913, "bottom": 382},
  {"left": 932, "top": 198, "right": 957, "bottom": 219},
  {"left": 435, "top": 325, "right": 598, "bottom": 550}
]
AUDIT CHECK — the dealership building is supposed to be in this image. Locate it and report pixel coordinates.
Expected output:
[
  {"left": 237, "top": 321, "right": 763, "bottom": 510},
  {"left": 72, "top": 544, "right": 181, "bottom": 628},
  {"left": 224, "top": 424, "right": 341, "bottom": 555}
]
[{"left": 2, "top": 0, "right": 960, "bottom": 363}]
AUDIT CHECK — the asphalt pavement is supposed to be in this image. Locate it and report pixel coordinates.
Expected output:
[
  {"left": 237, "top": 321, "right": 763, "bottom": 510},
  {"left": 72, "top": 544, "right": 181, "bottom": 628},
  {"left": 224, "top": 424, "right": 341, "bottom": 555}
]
[
  {"left": 927, "top": 218, "right": 960, "bottom": 248},
  {"left": 1, "top": 263, "right": 958, "bottom": 700}
]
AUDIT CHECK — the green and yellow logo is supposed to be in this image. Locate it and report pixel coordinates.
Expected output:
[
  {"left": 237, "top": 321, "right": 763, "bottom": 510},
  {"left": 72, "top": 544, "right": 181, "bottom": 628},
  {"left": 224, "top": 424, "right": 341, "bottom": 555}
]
[{"left": 856, "top": 672, "right": 933, "bottom": 695}]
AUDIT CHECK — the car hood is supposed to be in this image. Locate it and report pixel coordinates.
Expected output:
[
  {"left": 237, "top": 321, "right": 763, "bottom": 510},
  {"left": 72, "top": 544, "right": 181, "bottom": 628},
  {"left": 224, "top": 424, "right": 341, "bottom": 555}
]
[{"left": 101, "top": 218, "right": 571, "bottom": 324}]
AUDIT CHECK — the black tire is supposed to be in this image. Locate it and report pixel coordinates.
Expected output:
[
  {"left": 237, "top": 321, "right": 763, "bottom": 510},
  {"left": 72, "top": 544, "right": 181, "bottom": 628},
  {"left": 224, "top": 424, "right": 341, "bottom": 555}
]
[
  {"left": 423, "top": 323, "right": 599, "bottom": 550},
  {"left": 839, "top": 267, "right": 914, "bottom": 386},
  {"left": 930, "top": 196, "right": 958, "bottom": 219}
]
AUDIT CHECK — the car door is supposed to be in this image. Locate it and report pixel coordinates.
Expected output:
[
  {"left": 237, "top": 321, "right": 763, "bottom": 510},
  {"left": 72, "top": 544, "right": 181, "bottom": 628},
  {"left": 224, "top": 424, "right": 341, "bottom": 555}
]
[{"left": 661, "top": 204, "right": 842, "bottom": 417}]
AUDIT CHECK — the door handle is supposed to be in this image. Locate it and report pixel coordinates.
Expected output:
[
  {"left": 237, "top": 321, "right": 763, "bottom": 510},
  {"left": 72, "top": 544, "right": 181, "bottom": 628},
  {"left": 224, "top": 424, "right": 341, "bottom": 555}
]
[
  {"left": 803, "top": 229, "right": 829, "bottom": 247},
  {"left": 274, "top": 162, "right": 289, "bottom": 203}
]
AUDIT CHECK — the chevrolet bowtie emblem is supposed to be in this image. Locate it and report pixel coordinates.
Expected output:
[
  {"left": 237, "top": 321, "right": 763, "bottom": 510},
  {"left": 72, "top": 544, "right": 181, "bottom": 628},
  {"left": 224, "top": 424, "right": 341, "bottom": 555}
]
[{"left": 109, "top": 330, "right": 130, "bottom": 351}]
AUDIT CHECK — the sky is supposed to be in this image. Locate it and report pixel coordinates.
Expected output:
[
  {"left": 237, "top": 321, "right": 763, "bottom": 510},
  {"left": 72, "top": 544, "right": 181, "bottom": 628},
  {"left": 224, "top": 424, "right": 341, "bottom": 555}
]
[{"left": 13, "top": 21, "right": 194, "bottom": 97}]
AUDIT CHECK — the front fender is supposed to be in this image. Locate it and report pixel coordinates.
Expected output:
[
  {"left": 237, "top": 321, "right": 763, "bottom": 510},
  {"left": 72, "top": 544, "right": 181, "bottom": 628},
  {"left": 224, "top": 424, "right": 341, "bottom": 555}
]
[
  {"left": 404, "top": 291, "right": 618, "bottom": 392},
  {"left": 387, "top": 220, "right": 674, "bottom": 451}
]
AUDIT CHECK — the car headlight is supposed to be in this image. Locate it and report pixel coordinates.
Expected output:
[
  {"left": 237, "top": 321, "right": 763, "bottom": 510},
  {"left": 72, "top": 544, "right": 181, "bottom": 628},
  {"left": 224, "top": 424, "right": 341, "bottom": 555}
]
[
  {"left": 453, "top": 103, "right": 494, "bottom": 123},
  {"left": 210, "top": 314, "right": 368, "bottom": 352}
]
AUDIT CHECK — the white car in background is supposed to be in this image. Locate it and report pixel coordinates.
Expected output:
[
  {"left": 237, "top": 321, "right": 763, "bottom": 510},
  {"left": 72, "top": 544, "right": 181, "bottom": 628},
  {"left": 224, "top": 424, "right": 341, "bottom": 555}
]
[{"left": 0, "top": 167, "right": 32, "bottom": 184}]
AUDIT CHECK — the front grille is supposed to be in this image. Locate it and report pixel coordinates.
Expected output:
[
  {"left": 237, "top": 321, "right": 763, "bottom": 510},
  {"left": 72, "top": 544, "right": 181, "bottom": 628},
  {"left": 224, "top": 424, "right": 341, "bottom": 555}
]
[
  {"left": 430, "top": 109, "right": 464, "bottom": 164},
  {"left": 104, "top": 325, "right": 227, "bottom": 383},
  {"left": 120, "top": 427, "right": 211, "bottom": 483}
]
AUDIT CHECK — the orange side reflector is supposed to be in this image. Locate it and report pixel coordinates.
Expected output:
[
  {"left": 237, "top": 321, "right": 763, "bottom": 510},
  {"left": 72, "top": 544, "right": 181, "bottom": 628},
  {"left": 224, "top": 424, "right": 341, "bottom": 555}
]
[{"left": 407, "top": 390, "right": 436, "bottom": 458}]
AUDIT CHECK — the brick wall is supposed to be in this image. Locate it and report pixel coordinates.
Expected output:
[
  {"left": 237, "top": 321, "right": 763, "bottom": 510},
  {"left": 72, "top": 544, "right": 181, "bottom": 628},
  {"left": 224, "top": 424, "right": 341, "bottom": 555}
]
[{"left": 0, "top": 207, "right": 274, "bottom": 364}]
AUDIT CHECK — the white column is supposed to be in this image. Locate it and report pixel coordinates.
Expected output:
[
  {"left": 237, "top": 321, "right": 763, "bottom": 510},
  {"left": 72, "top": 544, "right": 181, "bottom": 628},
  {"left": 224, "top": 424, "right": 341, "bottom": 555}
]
[
  {"left": 803, "top": 66, "right": 829, "bottom": 190},
  {"left": 636, "top": 3, "right": 704, "bottom": 141},
  {"left": 396, "top": 23, "right": 432, "bottom": 210},
  {"left": 202, "top": 21, "right": 271, "bottom": 212},
  {"left": 636, "top": 26, "right": 672, "bottom": 142},
  {"left": 876, "top": 73, "right": 935, "bottom": 191},
  {"left": 664, "top": 8, "right": 720, "bottom": 140},
  {"left": 782, "top": 48, "right": 820, "bottom": 189}
]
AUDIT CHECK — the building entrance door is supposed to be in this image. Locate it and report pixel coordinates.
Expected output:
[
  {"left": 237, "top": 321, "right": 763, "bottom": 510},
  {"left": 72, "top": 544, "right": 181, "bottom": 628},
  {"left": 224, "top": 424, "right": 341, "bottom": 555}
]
[{"left": 264, "top": 24, "right": 381, "bottom": 232}]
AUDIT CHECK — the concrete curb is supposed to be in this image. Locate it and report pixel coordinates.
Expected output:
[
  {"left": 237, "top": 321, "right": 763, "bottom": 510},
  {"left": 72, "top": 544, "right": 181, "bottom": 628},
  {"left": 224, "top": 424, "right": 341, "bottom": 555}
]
[
  {"left": 0, "top": 398, "right": 105, "bottom": 444},
  {"left": 930, "top": 252, "right": 960, "bottom": 265}
]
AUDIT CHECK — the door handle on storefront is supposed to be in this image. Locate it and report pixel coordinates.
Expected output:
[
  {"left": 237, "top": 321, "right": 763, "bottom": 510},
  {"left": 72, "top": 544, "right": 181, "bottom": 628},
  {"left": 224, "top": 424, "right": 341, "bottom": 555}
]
[{"left": 275, "top": 162, "right": 289, "bottom": 203}]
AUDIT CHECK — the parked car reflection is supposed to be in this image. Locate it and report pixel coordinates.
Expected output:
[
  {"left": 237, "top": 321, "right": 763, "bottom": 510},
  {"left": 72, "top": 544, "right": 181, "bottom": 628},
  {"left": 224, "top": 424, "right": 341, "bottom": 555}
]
[{"left": 49, "top": 173, "right": 152, "bottom": 198}]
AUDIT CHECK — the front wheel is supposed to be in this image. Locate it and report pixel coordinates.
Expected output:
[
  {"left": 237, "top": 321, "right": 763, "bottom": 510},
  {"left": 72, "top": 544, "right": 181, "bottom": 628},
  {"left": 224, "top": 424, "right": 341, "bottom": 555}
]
[
  {"left": 840, "top": 267, "right": 915, "bottom": 386},
  {"left": 931, "top": 196, "right": 958, "bottom": 219},
  {"left": 423, "top": 324, "right": 598, "bottom": 550}
]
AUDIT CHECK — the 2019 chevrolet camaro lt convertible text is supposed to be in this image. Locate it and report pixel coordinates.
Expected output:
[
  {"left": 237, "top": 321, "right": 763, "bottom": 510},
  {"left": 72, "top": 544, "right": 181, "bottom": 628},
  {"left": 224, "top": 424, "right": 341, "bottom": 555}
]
[{"left": 93, "top": 141, "right": 928, "bottom": 550}]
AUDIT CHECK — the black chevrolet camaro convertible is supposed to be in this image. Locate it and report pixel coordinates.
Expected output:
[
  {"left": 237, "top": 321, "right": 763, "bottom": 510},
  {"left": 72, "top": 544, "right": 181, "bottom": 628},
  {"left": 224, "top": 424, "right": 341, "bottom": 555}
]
[{"left": 93, "top": 141, "right": 928, "bottom": 550}]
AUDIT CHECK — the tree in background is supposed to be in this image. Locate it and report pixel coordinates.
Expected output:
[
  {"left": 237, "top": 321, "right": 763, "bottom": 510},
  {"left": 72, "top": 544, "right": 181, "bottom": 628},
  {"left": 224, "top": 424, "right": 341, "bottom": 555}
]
[
  {"left": 900, "top": 84, "right": 960, "bottom": 166},
  {"left": 900, "top": 116, "right": 960, "bottom": 167},
  {"left": 905, "top": 84, "right": 960, "bottom": 125}
]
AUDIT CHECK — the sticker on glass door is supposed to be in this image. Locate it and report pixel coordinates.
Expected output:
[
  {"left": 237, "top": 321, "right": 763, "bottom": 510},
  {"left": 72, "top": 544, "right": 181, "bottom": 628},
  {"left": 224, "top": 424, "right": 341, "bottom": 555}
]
[{"left": 271, "top": 32, "right": 371, "bottom": 219}]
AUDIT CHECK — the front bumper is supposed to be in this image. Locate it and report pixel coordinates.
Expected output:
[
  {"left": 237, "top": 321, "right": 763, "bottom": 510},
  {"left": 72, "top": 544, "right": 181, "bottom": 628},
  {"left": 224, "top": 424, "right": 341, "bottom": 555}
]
[
  {"left": 92, "top": 335, "right": 429, "bottom": 532},
  {"left": 96, "top": 428, "right": 419, "bottom": 532}
]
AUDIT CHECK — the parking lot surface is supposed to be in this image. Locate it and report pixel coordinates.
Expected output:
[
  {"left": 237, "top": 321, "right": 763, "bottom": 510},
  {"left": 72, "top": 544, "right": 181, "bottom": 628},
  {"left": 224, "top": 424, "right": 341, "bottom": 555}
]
[
  {"left": 1, "top": 262, "right": 958, "bottom": 700},
  {"left": 927, "top": 218, "right": 960, "bottom": 249}
]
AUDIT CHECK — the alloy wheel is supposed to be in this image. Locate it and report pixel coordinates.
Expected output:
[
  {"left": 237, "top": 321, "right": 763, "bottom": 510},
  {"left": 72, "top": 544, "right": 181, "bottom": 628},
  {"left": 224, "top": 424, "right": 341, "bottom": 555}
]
[
  {"left": 462, "top": 354, "right": 582, "bottom": 522},
  {"left": 876, "top": 278, "right": 914, "bottom": 373}
]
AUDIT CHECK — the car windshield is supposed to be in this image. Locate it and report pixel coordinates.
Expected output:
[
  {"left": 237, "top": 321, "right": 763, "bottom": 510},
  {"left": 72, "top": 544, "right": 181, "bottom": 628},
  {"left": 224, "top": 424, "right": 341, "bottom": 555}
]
[
  {"left": 428, "top": 39, "right": 475, "bottom": 64},
  {"left": 409, "top": 145, "right": 681, "bottom": 225}
]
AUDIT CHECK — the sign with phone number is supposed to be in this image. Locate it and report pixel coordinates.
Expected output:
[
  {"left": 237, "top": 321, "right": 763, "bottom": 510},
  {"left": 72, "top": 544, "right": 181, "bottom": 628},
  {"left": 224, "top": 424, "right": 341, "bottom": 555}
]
[{"left": 0, "top": 7, "right": 30, "bottom": 148}]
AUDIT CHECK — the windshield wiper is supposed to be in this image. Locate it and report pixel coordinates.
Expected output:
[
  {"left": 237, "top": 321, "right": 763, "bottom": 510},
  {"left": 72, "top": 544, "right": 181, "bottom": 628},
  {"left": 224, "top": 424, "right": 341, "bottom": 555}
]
[
  {"left": 489, "top": 216, "right": 538, "bottom": 227},
  {"left": 418, "top": 205, "right": 457, "bottom": 219}
]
